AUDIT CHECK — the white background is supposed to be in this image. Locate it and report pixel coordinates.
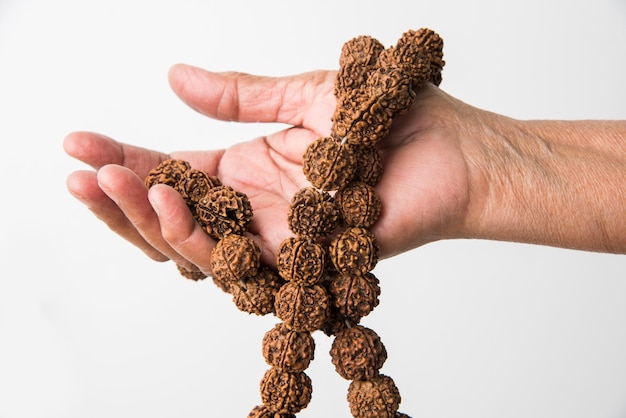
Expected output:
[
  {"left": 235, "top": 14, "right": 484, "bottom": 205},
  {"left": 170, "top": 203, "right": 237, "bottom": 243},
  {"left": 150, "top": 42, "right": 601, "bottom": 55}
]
[{"left": 1, "top": 0, "right": 625, "bottom": 417}]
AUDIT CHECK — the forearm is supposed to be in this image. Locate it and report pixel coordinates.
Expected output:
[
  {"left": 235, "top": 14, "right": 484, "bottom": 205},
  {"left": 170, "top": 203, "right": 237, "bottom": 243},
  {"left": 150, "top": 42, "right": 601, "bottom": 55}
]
[{"left": 463, "top": 114, "right": 626, "bottom": 253}]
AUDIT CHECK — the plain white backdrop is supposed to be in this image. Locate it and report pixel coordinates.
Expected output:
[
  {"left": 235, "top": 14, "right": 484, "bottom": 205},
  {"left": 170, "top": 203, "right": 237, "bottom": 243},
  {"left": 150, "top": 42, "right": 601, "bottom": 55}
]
[{"left": 1, "top": 0, "right": 625, "bottom": 417}]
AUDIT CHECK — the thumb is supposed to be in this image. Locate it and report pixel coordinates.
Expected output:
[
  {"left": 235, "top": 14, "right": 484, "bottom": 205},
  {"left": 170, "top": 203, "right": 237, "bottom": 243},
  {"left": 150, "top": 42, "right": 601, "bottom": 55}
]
[{"left": 167, "top": 64, "right": 336, "bottom": 129}]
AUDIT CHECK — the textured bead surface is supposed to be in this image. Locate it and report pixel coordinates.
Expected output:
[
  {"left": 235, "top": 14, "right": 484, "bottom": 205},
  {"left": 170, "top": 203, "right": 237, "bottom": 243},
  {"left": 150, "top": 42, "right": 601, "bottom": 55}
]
[
  {"left": 326, "top": 271, "right": 381, "bottom": 323},
  {"left": 336, "top": 182, "right": 382, "bottom": 228},
  {"left": 403, "top": 28, "right": 445, "bottom": 86},
  {"left": 144, "top": 159, "right": 191, "bottom": 189},
  {"left": 330, "top": 325, "right": 387, "bottom": 381},
  {"left": 276, "top": 237, "right": 326, "bottom": 285},
  {"left": 376, "top": 43, "right": 430, "bottom": 94},
  {"left": 178, "top": 168, "right": 222, "bottom": 207},
  {"left": 347, "top": 374, "right": 402, "bottom": 418},
  {"left": 196, "top": 185, "right": 253, "bottom": 239},
  {"left": 351, "top": 145, "right": 384, "bottom": 186},
  {"left": 331, "top": 89, "right": 394, "bottom": 146},
  {"left": 231, "top": 266, "right": 284, "bottom": 315},
  {"left": 262, "top": 322, "right": 315, "bottom": 372},
  {"left": 274, "top": 282, "right": 329, "bottom": 332},
  {"left": 302, "top": 137, "right": 356, "bottom": 191},
  {"left": 260, "top": 368, "right": 313, "bottom": 414},
  {"left": 287, "top": 187, "right": 339, "bottom": 238},
  {"left": 329, "top": 227, "right": 380, "bottom": 276},
  {"left": 335, "top": 35, "right": 385, "bottom": 97},
  {"left": 247, "top": 405, "right": 296, "bottom": 418},
  {"left": 176, "top": 264, "right": 207, "bottom": 281},
  {"left": 366, "top": 67, "right": 417, "bottom": 119},
  {"left": 210, "top": 234, "right": 261, "bottom": 284}
]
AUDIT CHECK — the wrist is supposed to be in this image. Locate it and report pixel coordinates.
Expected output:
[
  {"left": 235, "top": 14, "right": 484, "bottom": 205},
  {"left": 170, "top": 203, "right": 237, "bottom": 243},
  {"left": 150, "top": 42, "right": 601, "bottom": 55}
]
[
  {"left": 459, "top": 111, "right": 626, "bottom": 253},
  {"left": 458, "top": 108, "right": 549, "bottom": 245}
]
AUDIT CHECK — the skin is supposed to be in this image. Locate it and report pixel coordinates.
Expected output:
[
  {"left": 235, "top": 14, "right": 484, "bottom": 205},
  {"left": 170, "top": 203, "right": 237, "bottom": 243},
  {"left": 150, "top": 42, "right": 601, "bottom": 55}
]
[{"left": 64, "top": 64, "right": 626, "bottom": 275}]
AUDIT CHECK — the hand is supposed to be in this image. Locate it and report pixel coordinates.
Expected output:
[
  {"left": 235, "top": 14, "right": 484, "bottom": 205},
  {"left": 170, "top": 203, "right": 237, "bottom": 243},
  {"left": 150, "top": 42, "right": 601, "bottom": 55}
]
[{"left": 64, "top": 64, "right": 474, "bottom": 275}]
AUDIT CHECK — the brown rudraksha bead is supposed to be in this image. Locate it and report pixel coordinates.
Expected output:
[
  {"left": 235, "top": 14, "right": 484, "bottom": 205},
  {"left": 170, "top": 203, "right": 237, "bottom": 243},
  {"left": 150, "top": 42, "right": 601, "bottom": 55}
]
[
  {"left": 329, "top": 227, "right": 380, "bottom": 276},
  {"left": 287, "top": 187, "right": 339, "bottom": 239},
  {"left": 331, "top": 89, "right": 395, "bottom": 147},
  {"left": 176, "top": 264, "right": 207, "bottom": 281},
  {"left": 262, "top": 322, "right": 315, "bottom": 373},
  {"left": 351, "top": 145, "right": 384, "bottom": 186},
  {"left": 404, "top": 28, "right": 445, "bottom": 86},
  {"left": 347, "top": 374, "right": 402, "bottom": 418},
  {"left": 335, "top": 35, "right": 385, "bottom": 97},
  {"left": 231, "top": 266, "right": 284, "bottom": 315},
  {"left": 394, "top": 413, "right": 412, "bottom": 418},
  {"left": 274, "top": 282, "right": 329, "bottom": 332},
  {"left": 376, "top": 38, "right": 431, "bottom": 94},
  {"left": 196, "top": 185, "right": 253, "bottom": 239},
  {"left": 330, "top": 325, "right": 387, "bottom": 381},
  {"left": 302, "top": 136, "right": 356, "bottom": 191},
  {"left": 247, "top": 405, "right": 296, "bottom": 418},
  {"left": 366, "top": 67, "right": 417, "bottom": 119},
  {"left": 335, "top": 182, "right": 382, "bottom": 228},
  {"left": 259, "top": 368, "right": 313, "bottom": 414},
  {"left": 177, "top": 168, "right": 222, "bottom": 208},
  {"left": 144, "top": 159, "right": 191, "bottom": 189},
  {"left": 176, "top": 264, "right": 207, "bottom": 282},
  {"left": 326, "top": 271, "right": 380, "bottom": 323},
  {"left": 210, "top": 234, "right": 261, "bottom": 285},
  {"left": 276, "top": 237, "right": 326, "bottom": 285}
]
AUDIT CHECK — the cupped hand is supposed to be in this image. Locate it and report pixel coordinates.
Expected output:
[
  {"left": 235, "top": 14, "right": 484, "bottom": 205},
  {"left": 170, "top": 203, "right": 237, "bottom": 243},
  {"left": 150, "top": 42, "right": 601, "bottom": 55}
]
[{"left": 64, "top": 64, "right": 473, "bottom": 275}]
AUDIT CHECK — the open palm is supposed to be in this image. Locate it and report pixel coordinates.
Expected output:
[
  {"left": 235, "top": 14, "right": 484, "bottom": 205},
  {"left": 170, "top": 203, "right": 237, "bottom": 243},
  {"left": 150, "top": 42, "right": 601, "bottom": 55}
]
[{"left": 65, "top": 64, "right": 471, "bottom": 275}]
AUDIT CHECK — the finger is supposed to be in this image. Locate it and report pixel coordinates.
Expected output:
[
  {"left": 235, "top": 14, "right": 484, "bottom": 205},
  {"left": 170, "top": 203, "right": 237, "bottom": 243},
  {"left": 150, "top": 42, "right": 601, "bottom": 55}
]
[
  {"left": 168, "top": 64, "right": 336, "bottom": 131},
  {"left": 96, "top": 164, "right": 192, "bottom": 268},
  {"left": 64, "top": 131, "right": 168, "bottom": 177},
  {"left": 147, "top": 185, "right": 217, "bottom": 275},
  {"left": 66, "top": 170, "right": 168, "bottom": 262}
]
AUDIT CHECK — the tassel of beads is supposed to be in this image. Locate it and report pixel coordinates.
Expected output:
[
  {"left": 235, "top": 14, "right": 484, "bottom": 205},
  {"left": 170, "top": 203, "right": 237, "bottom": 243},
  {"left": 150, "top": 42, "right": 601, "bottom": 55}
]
[
  {"left": 248, "top": 186, "right": 339, "bottom": 415},
  {"left": 310, "top": 28, "right": 443, "bottom": 418}
]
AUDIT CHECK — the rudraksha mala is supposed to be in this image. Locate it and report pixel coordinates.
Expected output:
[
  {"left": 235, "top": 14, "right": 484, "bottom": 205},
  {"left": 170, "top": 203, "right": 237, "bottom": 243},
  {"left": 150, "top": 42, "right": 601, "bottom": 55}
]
[{"left": 145, "top": 27, "right": 444, "bottom": 417}]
